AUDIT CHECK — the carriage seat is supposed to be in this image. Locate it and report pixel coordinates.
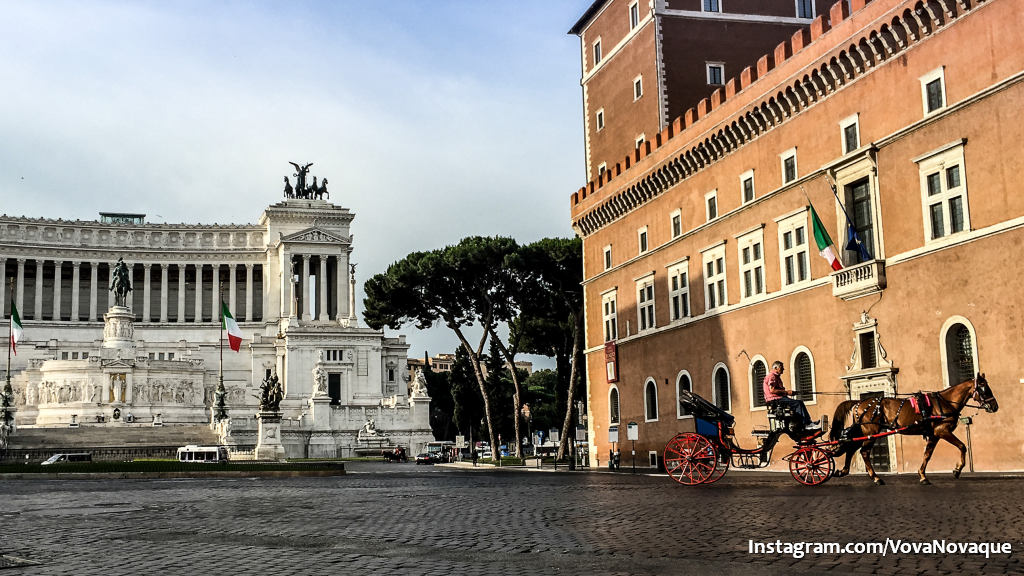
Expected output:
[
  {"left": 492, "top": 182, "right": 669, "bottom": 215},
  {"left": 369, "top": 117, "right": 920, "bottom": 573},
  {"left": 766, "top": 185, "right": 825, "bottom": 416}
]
[{"left": 766, "top": 400, "right": 796, "bottom": 430}]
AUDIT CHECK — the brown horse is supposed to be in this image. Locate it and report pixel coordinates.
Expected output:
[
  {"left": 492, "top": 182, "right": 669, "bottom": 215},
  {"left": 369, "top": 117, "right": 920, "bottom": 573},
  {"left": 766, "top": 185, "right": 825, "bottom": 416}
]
[{"left": 829, "top": 374, "right": 997, "bottom": 485}]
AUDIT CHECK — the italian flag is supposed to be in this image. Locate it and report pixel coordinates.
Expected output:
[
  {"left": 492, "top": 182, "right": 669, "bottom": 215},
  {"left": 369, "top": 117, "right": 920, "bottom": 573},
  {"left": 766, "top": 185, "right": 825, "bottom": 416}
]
[
  {"left": 9, "top": 300, "right": 23, "bottom": 355},
  {"left": 810, "top": 203, "right": 843, "bottom": 271},
  {"left": 221, "top": 302, "right": 243, "bottom": 352}
]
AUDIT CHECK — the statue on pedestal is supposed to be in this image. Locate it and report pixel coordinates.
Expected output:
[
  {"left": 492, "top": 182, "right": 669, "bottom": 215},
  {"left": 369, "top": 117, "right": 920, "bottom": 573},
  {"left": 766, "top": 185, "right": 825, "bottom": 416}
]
[
  {"left": 259, "top": 373, "right": 283, "bottom": 412},
  {"left": 109, "top": 257, "right": 132, "bottom": 307}
]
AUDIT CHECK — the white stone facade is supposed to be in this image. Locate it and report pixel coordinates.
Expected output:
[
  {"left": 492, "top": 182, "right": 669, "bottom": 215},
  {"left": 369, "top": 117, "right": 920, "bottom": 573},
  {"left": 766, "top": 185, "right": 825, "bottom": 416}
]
[{"left": 0, "top": 198, "right": 432, "bottom": 458}]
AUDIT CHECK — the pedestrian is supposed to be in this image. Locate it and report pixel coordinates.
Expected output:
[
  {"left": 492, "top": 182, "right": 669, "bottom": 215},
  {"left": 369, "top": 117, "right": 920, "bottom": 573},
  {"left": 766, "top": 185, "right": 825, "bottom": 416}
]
[{"left": 472, "top": 450, "right": 478, "bottom": 467}]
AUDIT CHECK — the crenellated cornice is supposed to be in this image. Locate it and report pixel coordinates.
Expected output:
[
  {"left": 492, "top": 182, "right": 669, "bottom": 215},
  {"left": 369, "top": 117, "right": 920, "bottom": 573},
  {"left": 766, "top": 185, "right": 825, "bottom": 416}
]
[{"left": 571, "top": 0, "right": 987, "bottom": 237}]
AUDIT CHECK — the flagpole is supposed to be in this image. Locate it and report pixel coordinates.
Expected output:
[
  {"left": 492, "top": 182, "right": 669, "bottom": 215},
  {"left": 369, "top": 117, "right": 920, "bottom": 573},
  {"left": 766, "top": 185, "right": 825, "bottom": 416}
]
[
  {"left": 214, "top": 288, "right": 227, "bottom": 422},
  {"left": 3, "top": 279, "right": 14, "bottom": 432}
]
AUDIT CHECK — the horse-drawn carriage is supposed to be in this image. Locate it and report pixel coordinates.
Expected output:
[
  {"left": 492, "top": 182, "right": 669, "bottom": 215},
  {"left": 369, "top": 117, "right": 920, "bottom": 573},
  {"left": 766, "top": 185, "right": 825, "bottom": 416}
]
[
  {"left": 664, "top": 374, "right": 998, "bottom": 487},
  {"left": 664, "top": 389, "right": 834, "bottom": 486},
  {"left": 381, "top": 446, "right": 408, "bottom": 463}
]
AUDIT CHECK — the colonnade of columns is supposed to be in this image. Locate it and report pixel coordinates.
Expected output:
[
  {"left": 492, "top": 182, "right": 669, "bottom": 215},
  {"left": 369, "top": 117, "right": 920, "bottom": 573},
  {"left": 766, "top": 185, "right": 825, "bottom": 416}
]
[
  {"left": 0, "top": 258, "right": 264, "bottom": 323},
  {"left": 280, "top": 252, "right": 351, "bottom": 323}
]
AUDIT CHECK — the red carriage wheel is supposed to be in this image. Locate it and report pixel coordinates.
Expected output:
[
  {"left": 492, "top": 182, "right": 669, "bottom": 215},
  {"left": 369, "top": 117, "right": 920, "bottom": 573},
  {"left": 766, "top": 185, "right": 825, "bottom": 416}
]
[
  {"left": 664, "top": 433, "right": 717, "bottom": 485},
  {"left": 703, "top": 450, "right": 730, "bottom": 484},
  {"left": 788, "top": 446, "right": 834, "bottom": 486}
]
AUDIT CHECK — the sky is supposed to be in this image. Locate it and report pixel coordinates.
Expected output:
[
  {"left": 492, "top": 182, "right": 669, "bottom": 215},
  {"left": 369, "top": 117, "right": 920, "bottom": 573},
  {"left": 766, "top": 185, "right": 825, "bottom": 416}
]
[{"left": 0, "top": 0, "right": 592, "bottom": 368}]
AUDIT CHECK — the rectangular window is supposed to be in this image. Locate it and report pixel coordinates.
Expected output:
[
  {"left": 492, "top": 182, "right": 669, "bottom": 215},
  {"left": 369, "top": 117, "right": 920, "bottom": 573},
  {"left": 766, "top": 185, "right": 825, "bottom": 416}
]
[
  {"left": 917, "top": 142, "right": 969, "bottom": 241},
  {"left": 593, "top": 39, "right": 603, "bottom": 65},
  {"left": 796, "top": 0, "right": 814, "bottom": 18},
  {"left": 603, "top": 245, "right": 612, "bottom": 270},
  {"left": 920, "top": 67, "right": 946, "bottom": 115},
  {"left": 629, "top": 1, "right": 640, "bottom": 29},
  {"left": 637, "top": 278, "right": 655, "bottom": 332},
  {"left": 706, "top": 63, "right": 724, "bottom": 86},
  {"left": 703, "top": 0, "right": 721, "bottom": 12},
  {"left": 638, "top": 226, "right": 648, "bottom": 254},
  {"left": 846, "top": 178, "right": 875, "bottom": 263},
  {"left": 777, "top": 210, "right": 810, "bottom": 287},
  {"left": 705, "top": 190, "right": 718, "bottom": 221},
  {"left": 737, "top": 230, "right": 765, "bottom": 301},
  {"left": 596, "top": 109, "right": 605, "bottom": 131},
  {"left": 740, "top": 170, "right": 755, "bottom": 204},
  {"left": 781, "top": 148, "right": 798, "bottom": 184},
  {"left": 670, "top": 210, "right": 682, "bottom": 238},
  {"left": 668, "top": 262, "right": 690, "bottom": 321},
  {"left": 702, "top": 244, "right": 727, "bottom": 312},
  {"left": 633, "top": 76, "right": 643, "bottom": 100},
  {"left": 602, "top": 291, "right": 618, "bottom": 341},
  {"left": 860, "top": 332, "right": 877, "bottom": 369},
  {"left": 840, "top": 114, "right": 860, "bottom": 154}
]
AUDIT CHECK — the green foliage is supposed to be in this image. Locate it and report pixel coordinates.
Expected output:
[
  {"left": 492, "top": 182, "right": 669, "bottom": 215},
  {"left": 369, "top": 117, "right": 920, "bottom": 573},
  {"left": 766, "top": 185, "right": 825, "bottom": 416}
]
[
  {"left": 423, "top": 357, "right": 456, "bottom": 441},
  {"left": 484, "top": 338, "right": 516, "bottom": 442},
  {"left": 0, "top": 461, "right": 346, "bottom": 474},
  {"left": 523, "top": 369, "right": 560, "bottom": 434},
  {"left": 450, "top": 346, "right": 483, "bottom": 439}
]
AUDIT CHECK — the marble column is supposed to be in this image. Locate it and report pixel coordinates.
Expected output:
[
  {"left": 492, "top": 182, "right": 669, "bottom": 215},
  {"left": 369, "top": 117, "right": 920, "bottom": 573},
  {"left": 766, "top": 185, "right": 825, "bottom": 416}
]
[
  {"left": 89, "top": 262, "right": 98, "bottom": 320},
  {"left": 71, "top": 262, "right": 81, "bottom": 321},
  {"left": 34, "top": 260, "right": 43, "bottom": 320},
  {"left": 0, "top": 259, "right": 6, "bottom": 319},
  {"left": 336, "top": 254, "right": 346, "bottom": 322},
  {"left": 194, "top": 263, "right": 204, "bottom": 323},
  {"left": 245, "top": 263, "right": 254, "bottom": 322},
  {"left": 177, "top": 264, "right": 186, "bottom": 323},
  {"left": 16, "top": 258, "right": 25, "bottom": 314},
  {"left": 107, "top": 264, "right": 115, "bottom": 309},
  {"left": 211, "top": 263, "right": 220, "bottom": 319},
  {"left": 229, "top": 263, "right": 237, "bottom": 317},
  {"left": 318, "top": 255, "right": 328, "bottom": 322},
  {"left": 281, "top": 252, "right": 292, "bottom": 319},
  {"left": 301, "top": 254, "right": 311, "bottom": 321},
  {"left": 142, "top": 264, "right": 152, "bottom": 322},
  {"left": 160, "top": 264, "right": 169, "bottom": 322},
  {"left": 52, "top": 261, "right": 63, "bottom": 320}
]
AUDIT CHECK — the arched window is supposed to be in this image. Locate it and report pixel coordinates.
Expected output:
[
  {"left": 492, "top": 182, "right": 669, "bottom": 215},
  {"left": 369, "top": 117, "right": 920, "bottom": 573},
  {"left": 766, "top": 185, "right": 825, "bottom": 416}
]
[
  {"left": 609, "top": 386, "right": 620, "bottom": 425},
  {"left": 645, "top": 379, "right": 659, "bottom": 421},
  {"left": 945, "top": 322, "right": 976, "bottom": 385},
  {"left": 676, "top": 371, "right": 692, "bottom": 418},
  {"left": 713, "top": 364, "right": 731, "bottom": 412},
  {"left": 750, "top": 359, "right": 767, "bottom": 408},
  {"left": 793, "top": 350, "right": 815, "bottom": 402}
]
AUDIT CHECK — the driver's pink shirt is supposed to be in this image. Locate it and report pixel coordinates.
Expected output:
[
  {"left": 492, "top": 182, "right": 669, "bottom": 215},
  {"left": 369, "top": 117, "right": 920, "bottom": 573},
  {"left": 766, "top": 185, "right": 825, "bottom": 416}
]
[{"left": 763, "top": 372, "right": 786, "bottom": 402}]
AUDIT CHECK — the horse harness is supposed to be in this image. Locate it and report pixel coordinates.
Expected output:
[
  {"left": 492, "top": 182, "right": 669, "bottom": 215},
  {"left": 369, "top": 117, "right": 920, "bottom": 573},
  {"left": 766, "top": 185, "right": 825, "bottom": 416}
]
[{"left": 852, "top": 377, "right": 988, "bottom": 434}]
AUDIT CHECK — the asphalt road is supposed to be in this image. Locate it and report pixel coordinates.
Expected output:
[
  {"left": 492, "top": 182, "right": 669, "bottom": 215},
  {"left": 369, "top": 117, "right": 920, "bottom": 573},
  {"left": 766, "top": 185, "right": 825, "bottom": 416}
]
[{"left": 0, "top": 463, "right": 1020, "bottom": 575}]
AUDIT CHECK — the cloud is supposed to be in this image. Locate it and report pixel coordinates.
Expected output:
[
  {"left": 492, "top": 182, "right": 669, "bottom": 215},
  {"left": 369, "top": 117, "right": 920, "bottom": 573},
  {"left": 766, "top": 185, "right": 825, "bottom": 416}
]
[{"left": 0, "top": 0, "right": 589, "bottom": 363}]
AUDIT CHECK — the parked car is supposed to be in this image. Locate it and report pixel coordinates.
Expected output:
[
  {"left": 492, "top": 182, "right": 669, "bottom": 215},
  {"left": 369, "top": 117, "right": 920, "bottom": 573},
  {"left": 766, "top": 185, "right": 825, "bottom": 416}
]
[
  {"left": 415, "top": 453, "right": 437, "bottom": 465},
  {"left": 41, "top": 453, "right": 92, "bottom": 465}
]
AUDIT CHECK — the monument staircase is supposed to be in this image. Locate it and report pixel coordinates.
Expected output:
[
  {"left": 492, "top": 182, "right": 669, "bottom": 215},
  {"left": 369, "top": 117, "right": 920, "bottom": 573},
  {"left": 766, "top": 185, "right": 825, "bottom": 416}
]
[{"left": 3, "top": 424, "right": 220, "bottom": 463}]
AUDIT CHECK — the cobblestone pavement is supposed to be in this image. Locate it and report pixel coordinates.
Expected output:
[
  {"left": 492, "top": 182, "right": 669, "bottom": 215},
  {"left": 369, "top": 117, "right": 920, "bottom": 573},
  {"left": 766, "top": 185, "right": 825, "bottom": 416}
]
[{"left": 1, "top": 464, "right": 1021, "bottom": 575}]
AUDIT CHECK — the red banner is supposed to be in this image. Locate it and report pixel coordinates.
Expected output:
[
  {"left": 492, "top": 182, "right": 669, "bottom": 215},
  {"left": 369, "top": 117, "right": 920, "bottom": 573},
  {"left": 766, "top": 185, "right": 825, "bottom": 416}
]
[{"left": 604, "top": 341, "right": 618, "bottom": 383}]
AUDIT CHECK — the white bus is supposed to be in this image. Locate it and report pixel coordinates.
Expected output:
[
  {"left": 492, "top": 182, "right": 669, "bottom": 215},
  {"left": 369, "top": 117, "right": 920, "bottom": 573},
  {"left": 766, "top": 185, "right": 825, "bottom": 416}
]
[
  {"left": 425, "top": 441, "right": 455, "bottom": 462},
  {"left": 176, "top": 445, "right": 229, "bottom": 463}
]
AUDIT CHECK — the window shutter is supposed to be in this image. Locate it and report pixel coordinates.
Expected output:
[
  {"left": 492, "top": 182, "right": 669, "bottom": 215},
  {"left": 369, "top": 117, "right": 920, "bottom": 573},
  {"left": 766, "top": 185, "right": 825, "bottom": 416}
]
[{"left": 796, "top": 353, "right": 813, "bottom": 401}]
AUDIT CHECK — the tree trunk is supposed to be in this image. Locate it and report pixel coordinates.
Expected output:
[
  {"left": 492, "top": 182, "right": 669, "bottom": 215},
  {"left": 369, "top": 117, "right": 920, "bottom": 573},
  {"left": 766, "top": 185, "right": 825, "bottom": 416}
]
[
  {"left": 453, "top": 327, "right": 499, "bottom": 457},
  {"left": 557, "top": 312, "right": 584, "bottom": 460},
  {"left": 487, "top": 327, "right": 523, "bottom": 458}
]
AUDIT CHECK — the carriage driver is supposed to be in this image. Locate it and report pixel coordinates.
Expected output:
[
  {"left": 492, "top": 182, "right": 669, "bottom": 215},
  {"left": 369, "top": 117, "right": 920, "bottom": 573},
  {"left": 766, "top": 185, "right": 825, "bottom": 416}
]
[{"left": 763, "top": 361, "right": 820, "bottom": 431}]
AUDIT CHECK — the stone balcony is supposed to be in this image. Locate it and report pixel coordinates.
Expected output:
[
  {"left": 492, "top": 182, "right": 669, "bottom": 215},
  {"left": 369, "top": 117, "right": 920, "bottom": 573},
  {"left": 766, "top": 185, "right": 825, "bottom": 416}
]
[{"left": 832, "top": 259, "right": 886, "bottom": 300}]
